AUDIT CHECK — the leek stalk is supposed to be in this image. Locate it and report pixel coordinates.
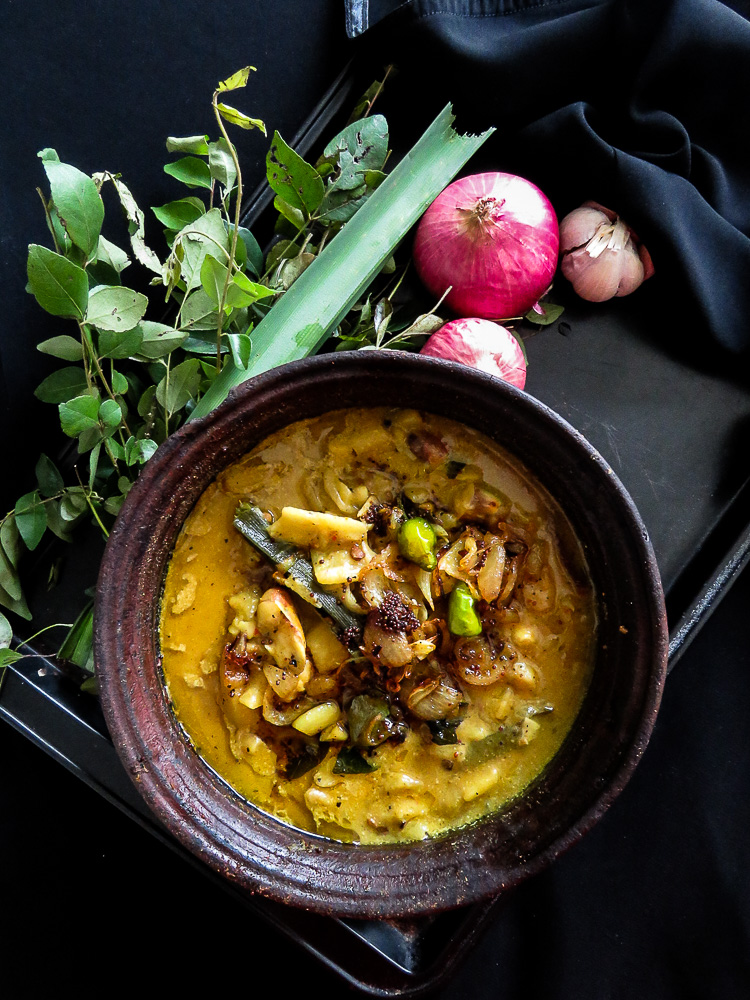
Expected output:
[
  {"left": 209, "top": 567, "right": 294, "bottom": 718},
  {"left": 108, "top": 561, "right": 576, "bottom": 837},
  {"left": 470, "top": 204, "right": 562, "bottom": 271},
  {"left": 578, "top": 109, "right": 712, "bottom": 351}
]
[{"left": 190, "top": 104, "right": 493, "bottom": 420}]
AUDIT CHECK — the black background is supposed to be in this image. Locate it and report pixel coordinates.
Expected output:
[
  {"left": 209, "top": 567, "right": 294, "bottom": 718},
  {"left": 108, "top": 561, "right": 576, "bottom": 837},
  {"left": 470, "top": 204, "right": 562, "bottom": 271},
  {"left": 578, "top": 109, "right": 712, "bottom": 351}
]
[{"left": 2, "top": 2, "right": 750, "bottom": 997}]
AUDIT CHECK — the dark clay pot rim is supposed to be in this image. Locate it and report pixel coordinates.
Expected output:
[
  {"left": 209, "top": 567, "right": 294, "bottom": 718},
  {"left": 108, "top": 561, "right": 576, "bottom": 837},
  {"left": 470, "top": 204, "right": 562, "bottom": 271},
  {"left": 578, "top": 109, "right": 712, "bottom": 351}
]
[{"left": 95, "top": 351, "right": 669, "bottom": 919}]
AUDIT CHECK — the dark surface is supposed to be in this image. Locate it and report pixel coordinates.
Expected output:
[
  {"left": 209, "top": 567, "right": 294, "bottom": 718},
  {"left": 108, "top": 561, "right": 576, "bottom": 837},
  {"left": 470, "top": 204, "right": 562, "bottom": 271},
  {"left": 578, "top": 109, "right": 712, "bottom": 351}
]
[{"left": 2, "top": 0, "right": 750, "bottom": 996}]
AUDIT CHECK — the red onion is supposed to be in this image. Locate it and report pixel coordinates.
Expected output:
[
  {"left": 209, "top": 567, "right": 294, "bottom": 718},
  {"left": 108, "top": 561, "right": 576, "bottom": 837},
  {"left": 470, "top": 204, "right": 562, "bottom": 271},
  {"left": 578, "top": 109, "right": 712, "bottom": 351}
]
[
  {"left": 413, "top": 172, "right": 559, "bottom": 321},
  {"left": 420, "top": 317, "right": 527, "bottom": 389}
]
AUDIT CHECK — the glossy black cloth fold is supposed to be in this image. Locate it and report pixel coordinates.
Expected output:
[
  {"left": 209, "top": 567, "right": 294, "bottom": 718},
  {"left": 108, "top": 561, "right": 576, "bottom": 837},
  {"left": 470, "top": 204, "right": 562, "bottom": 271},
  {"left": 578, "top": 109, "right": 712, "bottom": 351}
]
[{"left": 356, "top": 0, "right": 750, "bottom": 355}]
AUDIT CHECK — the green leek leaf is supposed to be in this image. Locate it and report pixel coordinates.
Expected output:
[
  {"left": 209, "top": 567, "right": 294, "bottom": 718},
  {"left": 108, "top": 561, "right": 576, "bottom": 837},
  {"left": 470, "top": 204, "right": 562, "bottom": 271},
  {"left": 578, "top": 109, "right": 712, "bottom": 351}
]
[{"left": 57, "top": 600, "right": 95, "bottom": 673}]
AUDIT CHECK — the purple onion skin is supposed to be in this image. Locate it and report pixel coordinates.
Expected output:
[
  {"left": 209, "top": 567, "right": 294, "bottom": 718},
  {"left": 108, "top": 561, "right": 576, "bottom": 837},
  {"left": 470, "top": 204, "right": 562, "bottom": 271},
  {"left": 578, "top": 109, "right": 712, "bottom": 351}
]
[
  {"left": 413, "top": 172, "right": 560, "bottom": 321},
  {"left": 420, "top": 318, "right": 527, "bottom": 389}
]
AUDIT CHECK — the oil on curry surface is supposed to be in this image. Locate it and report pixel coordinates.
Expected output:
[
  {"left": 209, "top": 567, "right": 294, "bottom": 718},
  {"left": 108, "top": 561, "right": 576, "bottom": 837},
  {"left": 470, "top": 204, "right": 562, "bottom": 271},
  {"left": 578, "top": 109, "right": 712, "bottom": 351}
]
[{"left": 160, "top": 408, "right": 596, "bottom": 844}]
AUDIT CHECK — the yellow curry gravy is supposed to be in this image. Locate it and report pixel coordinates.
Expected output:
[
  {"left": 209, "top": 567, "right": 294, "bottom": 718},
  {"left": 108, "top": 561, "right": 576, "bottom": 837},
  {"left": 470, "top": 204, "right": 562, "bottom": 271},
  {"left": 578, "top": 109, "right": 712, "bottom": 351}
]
[{"left": 159, "top": 408, "right": 596, "bottom": 844}]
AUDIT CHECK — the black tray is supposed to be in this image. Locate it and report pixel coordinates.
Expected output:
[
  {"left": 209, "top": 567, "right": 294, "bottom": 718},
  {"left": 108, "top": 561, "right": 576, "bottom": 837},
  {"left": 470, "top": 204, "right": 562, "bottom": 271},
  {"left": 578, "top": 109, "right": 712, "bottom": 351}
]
[{"left": 4, "top": 58, "right": 750, "bottom": 998}]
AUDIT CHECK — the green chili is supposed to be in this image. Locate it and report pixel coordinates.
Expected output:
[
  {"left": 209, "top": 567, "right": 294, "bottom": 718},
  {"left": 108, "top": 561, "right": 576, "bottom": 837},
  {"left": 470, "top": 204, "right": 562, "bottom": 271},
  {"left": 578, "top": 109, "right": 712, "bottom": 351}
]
[
  {"left": 448, "top": 582, "right": 483, "bottom": 636},
  {"left": 398, "top": 516, "right": 438, "bottom": 570}
]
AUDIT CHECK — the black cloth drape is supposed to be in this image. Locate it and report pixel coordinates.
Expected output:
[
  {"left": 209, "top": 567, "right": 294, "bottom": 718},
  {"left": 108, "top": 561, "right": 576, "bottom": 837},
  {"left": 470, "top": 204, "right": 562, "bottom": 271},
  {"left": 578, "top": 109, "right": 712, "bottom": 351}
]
[{"left": 352, "top": 0, "right": 750, "bottom": 356}]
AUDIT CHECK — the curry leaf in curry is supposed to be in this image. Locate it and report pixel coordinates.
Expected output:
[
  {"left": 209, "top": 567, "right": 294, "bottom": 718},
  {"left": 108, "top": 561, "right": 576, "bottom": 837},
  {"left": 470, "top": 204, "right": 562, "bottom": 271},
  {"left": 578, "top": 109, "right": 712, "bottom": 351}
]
[
  {"left": 233, "top": 503, "right": 364, "bottom": 640},
  {"left": 333, "top": 747, "right": 377, "bottom": 775},
  {"left": 285, "top": 742, "right": 329, "bottom": 780},
  {"left": 426, "top": 719, "right": 462, "bottom": 745}
]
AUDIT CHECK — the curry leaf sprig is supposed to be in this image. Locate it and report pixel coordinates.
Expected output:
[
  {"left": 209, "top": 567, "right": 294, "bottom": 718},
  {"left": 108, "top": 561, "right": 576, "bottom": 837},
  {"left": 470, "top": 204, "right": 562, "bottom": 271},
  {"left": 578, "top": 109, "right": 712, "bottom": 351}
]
[
  {"left": 0, "top": 68, "right": 402, "bottom": 636},
  {"left": 0, "top": 613, "right": 82, "bottom": 671},
  {"left": 2, "top": 70, "right": 264, "bottom": 616},
  {"left": 2, "top": 68, "right": 271, "bottom": 627}
]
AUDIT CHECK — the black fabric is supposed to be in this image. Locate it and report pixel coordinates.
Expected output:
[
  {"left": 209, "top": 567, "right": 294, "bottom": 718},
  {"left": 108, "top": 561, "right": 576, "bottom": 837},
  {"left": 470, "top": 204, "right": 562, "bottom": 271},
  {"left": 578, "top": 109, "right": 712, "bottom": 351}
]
[{"left": 358, "top": 0, "right": 750, "bottom": 356}]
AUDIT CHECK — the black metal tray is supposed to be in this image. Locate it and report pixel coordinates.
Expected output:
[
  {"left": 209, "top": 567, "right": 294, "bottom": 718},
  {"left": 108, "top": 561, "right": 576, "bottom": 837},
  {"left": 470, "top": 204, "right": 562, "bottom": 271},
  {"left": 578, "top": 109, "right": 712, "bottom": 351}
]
[{"left": 4, "top": 58, "right": 750, "bottom": 997}]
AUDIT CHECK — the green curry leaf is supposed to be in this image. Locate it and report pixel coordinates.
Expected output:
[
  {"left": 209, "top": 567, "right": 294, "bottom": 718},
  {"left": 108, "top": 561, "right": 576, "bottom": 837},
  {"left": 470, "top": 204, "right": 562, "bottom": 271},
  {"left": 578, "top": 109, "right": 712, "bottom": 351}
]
[
  {"left": 34, "top": 367, "right": 89, "bottom": 405},
  {"left": 333, "top": 747, "right": 377, "bottom": 775},
  {"left": 208, "top": 138, "right": 237, "bottom": 192},
  {"left": 97, "top": 324, "right": 144, "bottom": 360},
  {"left": 156, "top": 357, "right": 201, "bottom": 416},
  {"left": 101, "top": 173, "right": 163, "bottom": 276},
  {"left": 59, "top": 394, "right": 101, "bottom": 438},
  {"left": 166, "top": 135, "right": 210, "bottom": 155},
  {"left": 93, "top": 236, "right": 131, "bottom": 275},
  {"left": 216, "top": 103, "right": 266, "bottom": 133},
  {"left": 134, "top": 321, "right": 187, "bottom": 359},
  {"left": 35, "top": 454, "right": 65, "bottom": 497},
  {"left": 37, "top": 335, "right": 84, "bottom": 362},
  {"left": 39, "top": 155, "right": 105, "bottom": 256},
  {"left": 14, "top": 492, "right": 47, "bottom": 552},
  {"left": 164, "top": 156, "right": 212, "bottom": 190},
  {"left": 85, "top": 285, "right": 149, "bottom": 332},
  {"left": 266, "top": 131, "right": 325, "bottom": 217},
  {"left": 151, "top": 197, "right": 206, "bottom": 232},
  {"left": 175, "top": 208, "right": 231, "bottom": 293},
  {"left": 216, "top": 66, "right": 256, "bottom": 93},
  {"left": 27, "top": 245, "right": 89, "bottom": 319},
  {"left": 1, "top": 611, "right": 13, "bottom": 649}
]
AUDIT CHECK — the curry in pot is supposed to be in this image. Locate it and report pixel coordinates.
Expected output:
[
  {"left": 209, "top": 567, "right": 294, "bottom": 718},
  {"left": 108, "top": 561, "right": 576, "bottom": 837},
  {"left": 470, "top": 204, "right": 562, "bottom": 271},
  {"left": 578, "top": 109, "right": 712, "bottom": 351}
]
[{"left": 159, "top": 408, "right": 596, "bottom": 844}]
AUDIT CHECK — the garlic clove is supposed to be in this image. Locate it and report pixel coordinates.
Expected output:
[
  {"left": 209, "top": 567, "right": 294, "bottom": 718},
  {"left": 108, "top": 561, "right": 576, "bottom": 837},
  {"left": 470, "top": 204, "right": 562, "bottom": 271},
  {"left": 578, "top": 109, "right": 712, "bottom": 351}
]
[
  {"left": 561, "top": 246, "right": 623, "bottom": 302},
  {"left": 559, "top": 202, "right": 653, "bottom": 302},
  {"left": 638, "top": 241, "right": 655, "bottom": 281},
  {"left": 615, "top": 240, "right": 646, "bottom": 297},
  {"left": 559, "top": 206, "right": 611, "bottom": 251}
]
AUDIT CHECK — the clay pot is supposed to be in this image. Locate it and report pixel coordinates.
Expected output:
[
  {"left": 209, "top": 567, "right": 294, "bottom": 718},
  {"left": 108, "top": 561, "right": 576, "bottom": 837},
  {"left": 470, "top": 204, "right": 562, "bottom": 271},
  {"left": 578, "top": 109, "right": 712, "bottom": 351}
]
[{"left": 95, "top": 351, "right": 668, "bottom": 919}]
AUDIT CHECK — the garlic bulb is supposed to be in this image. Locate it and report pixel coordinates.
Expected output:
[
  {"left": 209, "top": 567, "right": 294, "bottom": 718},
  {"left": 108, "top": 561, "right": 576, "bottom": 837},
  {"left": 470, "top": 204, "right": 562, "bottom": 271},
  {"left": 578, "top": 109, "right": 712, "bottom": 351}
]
[{"left": 559, "top": 202, "right": 654, "bottom": 302}]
